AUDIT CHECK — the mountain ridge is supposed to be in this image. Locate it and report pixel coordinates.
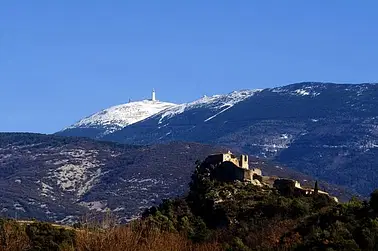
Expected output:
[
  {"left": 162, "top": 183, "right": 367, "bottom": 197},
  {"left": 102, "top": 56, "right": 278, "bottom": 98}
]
[{"left": 0, "top": 133, "right": 352, "bottom": 223}]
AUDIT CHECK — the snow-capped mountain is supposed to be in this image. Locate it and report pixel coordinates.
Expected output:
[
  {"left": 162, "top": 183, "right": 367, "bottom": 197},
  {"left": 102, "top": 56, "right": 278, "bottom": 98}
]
[
  {"left": 99, "top": 89, "right": 264, "bottom": 145},
  {"left": 58, "top": 100, "right": 177, "bottom": 139},
  {"left": 58, "top": 82, "right": 378, "bottom": 196},
  {"left": 101, "top": 82, "right": 378, "bottom": 196},
  {"left": 57, "top": 90, "right": 260, "bottom": 140}
]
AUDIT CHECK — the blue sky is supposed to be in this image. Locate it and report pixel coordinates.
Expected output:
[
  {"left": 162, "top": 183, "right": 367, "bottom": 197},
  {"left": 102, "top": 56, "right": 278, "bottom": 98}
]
[{"left": 1, "top": 1, "right": 378, "bottom": 133}]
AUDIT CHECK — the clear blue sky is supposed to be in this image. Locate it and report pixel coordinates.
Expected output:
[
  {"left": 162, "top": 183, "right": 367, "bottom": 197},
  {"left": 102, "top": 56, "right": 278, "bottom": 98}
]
[{"left": 1, "top": 1, "right": 378, "bottom": 133}]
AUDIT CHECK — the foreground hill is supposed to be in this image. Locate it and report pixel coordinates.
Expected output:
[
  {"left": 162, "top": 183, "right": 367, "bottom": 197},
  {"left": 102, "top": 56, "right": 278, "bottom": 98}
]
[
  {"left": 99, "top": 82, "right": 378, "bottom": 196},
  {"left": 142, "top": 159, "right": 378, "bottom": 251},
  {"left": 0, "top": 133, "right": 350, "bottom": 223}
]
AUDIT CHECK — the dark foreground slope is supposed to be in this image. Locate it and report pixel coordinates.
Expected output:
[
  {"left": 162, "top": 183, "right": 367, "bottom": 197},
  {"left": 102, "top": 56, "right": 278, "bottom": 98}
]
[
  {"left": 103, "top": 82, "right": 378, "bottom": 196},
  {"left": 0, "top": 133, "right": 351, "bottom": 223}
]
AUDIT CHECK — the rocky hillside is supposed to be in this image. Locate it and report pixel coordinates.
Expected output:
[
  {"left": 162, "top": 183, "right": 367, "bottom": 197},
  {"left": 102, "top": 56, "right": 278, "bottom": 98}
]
[
  {"left": 0, "top": 133, "right": 350, "bottom": 223},
  {"left": 97, "top": 82, "right": 378, "bottom": 196}
]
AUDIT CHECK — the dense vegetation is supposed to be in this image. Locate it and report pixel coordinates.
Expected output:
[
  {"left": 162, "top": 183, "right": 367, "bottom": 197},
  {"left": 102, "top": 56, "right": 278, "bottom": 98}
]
[
  {"left": 2, "top": 160, "right": 378, "bottom": 250},
  {"left": 0, "top": 219, "right": 220, "bottom": 251}
]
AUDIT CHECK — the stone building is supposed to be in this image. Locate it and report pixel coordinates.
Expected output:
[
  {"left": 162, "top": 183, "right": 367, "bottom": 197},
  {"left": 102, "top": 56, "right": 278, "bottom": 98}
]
[
  {"left": 203, "top": 152, "right": 338, "bottom": 203},
  {"left": 273, "top": 178, "right": 338, "bottom": 202},
  {"left": 204, "top": 151, "right": 262, "bottom": 183}
]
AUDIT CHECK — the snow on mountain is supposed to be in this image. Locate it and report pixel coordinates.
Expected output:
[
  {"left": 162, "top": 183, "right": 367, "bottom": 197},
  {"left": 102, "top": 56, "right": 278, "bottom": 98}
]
[
  {"left": 270, "top": 83, "right": 324, "bottom": 97},
  {"left": 58, "top": 89, "right": 263, "bottom": 139},
  {"left": 62, "top": 100, "right": 177, "bottom": 137},
  {"left": 158, "top": 89, "right": 262, "bottom": 124},
  {"left": 103, "top": 82, "right": 378, "bottom": 197}
]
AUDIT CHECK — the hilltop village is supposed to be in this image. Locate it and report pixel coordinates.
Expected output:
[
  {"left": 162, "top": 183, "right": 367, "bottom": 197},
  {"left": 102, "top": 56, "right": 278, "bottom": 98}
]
[{"left": 204, "top": 151, "right": 339, "bottom": 203}]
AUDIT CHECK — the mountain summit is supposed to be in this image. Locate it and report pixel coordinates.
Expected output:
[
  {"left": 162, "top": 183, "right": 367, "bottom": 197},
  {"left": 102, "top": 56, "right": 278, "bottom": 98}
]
[
  {"left": 57, "top": 82, "right": 378, "bottom": 196},
  {"left": 58, "top": 90, "right": 176, "bottom": 139},
  {"left": 101, "top": 82, "right": 378, "bottom": 196}
]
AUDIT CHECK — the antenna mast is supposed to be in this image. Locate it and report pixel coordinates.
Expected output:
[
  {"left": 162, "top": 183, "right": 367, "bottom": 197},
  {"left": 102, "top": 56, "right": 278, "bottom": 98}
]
[{"left": 152, "top": 89, "right": 156, "bottom": 101}]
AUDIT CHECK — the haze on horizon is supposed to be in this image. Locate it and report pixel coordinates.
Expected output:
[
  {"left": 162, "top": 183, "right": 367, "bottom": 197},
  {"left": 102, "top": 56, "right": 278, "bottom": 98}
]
[{"left": 1, "top": 1, "right": 378, "bottom": 133}]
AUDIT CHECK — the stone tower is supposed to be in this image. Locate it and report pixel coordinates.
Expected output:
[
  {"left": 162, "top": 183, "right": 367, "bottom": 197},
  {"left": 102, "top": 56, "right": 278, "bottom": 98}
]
[
  {"left": 240, "top": 154, "right": 249, "bottom": 169},
  {"left": 152, "top": 89, "right": 156, "bottom": 101}
]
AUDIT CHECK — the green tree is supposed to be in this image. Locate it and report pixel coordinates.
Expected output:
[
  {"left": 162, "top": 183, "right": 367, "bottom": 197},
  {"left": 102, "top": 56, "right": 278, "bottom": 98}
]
[
  {"left": 314, "top": 181, "right": 319, "bottom": 196},
  {"left": 370, "top": 189, "right": 378, "bottom": 212}
]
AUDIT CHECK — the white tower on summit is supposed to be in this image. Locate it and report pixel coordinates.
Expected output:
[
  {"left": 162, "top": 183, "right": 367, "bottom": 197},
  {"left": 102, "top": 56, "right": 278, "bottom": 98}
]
[{"left": 151, "top": 89, "right": 156, "bottom": 101}]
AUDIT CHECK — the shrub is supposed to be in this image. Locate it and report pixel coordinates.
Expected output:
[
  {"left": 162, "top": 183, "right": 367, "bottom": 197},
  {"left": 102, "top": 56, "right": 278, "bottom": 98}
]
[
  {"left": 370, "top": 190, "right": 378, "bottom": 212},
  {"left": 25, "top": 222, "right": 75, "bottom": 251}
]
